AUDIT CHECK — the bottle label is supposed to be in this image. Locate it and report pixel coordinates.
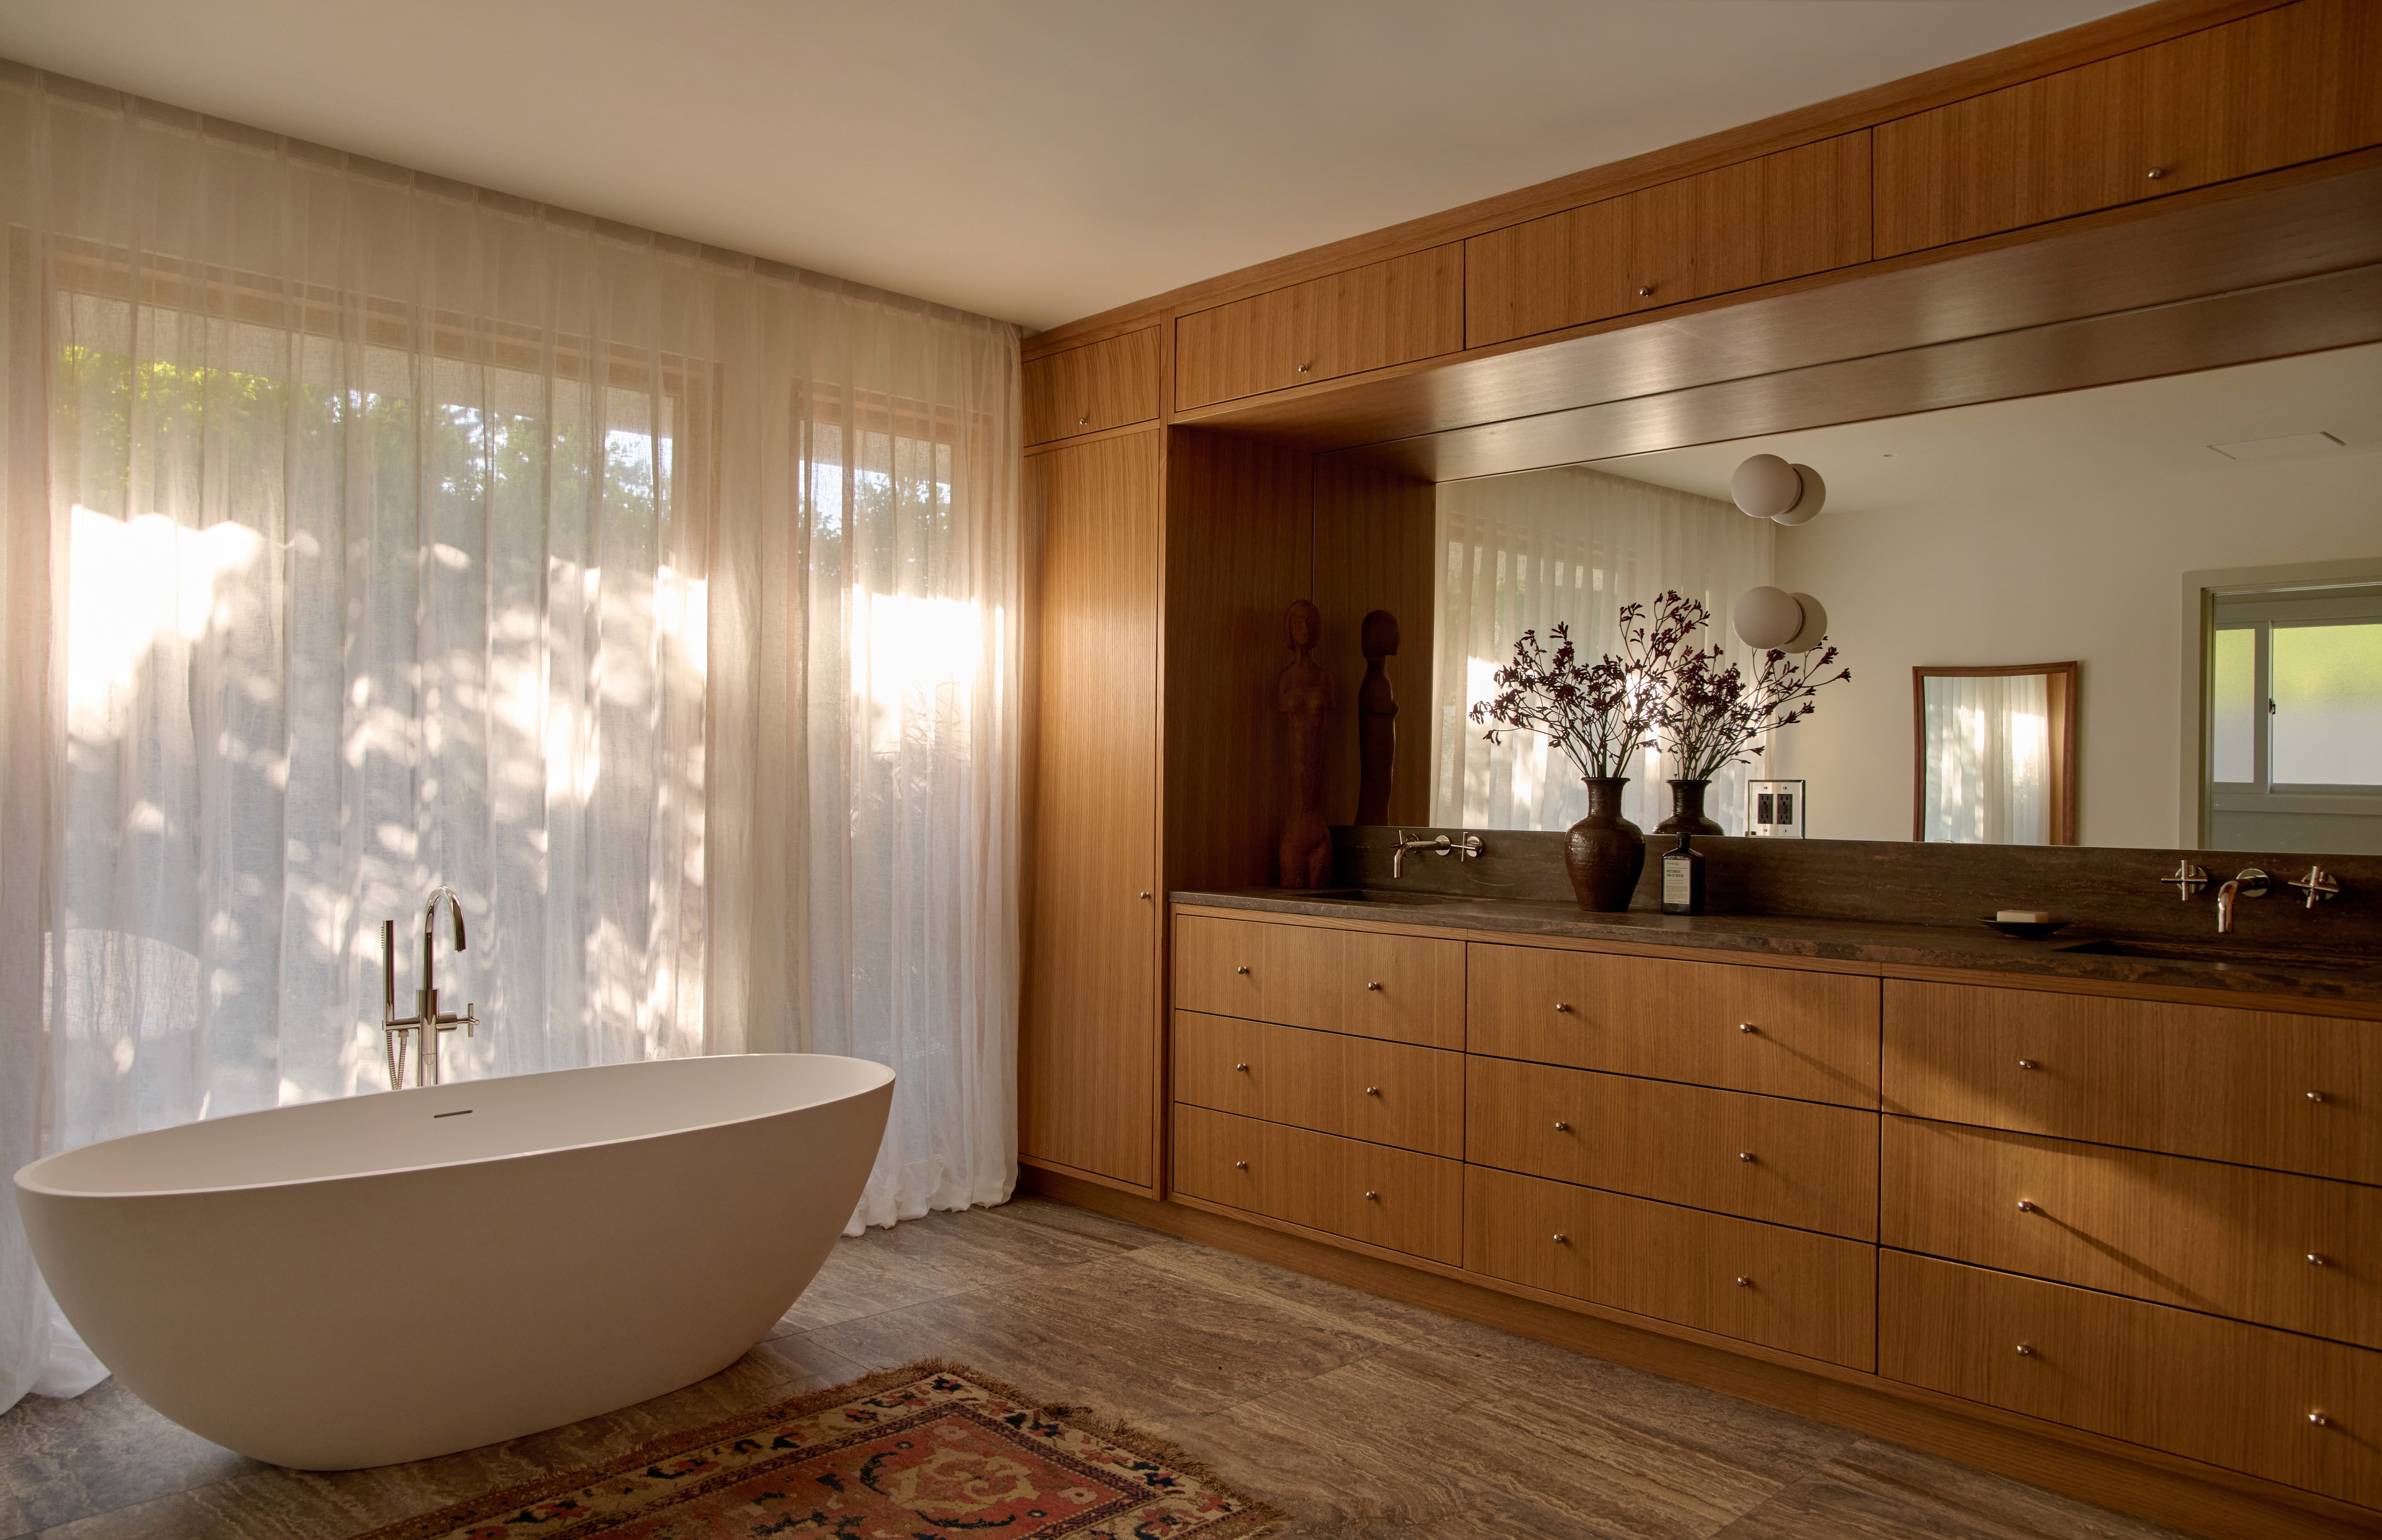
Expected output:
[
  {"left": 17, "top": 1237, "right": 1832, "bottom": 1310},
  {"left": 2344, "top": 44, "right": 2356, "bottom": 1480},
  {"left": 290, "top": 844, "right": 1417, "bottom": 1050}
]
[{"left": 1663, "top": 855, "right": 1691, "bottom": 907}]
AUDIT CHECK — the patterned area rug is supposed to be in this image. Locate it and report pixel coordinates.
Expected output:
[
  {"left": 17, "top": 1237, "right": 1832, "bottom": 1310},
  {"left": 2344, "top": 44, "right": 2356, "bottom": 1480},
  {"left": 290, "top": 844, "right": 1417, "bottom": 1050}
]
[{"left": 355, "top": 1360, "right": 1281, "bottom": 1539}]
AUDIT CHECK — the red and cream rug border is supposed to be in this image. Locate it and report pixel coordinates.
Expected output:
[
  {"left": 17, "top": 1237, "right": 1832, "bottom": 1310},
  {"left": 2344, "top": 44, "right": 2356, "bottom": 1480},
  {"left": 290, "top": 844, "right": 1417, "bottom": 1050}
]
[{"left": 353, "top": 1358, "right": 1283, "bottom": 1540}]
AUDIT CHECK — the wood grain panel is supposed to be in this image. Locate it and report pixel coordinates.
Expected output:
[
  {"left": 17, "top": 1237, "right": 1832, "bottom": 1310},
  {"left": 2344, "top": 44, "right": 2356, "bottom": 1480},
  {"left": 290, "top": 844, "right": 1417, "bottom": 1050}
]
[
  {"left": 1019, "top": 432, "right": 1161, "bottom": 1187},
  {"left": 1022, "top": 327, "right": 1159, "bottom": 446},
  {"left": 1469, "top": 943, "right": 1881, "bottom": 1106},
  {"left": 1882, "top": 981, "right": 2382, "bottom": 1183},
  {"left": 1173, "top": 1104, "right": 1462, "bottom": 1262},
  {"left": 1262, "top": 921, "right": 1466, "bottom": 1048},
  {"left": 1881, "top": 1251, "right": 2382, "bottom": 1510},
  {"left": 1466, "top": 133, "right": 1873, "bottom": 347},
  {"left": 1160, "top": 429, "right": 1311, "bottom": 894},
  {"left": 1311, "top": 456, "right": 1437, "bottom": 830},
  {"left": 1171, "top": 913, "right": 1269, "bottom": 1020},
  {"left": 1465, "top": 1166, "right": 1876, "bottom": 1369},
  {"left": 1875, "top": 0, "right": 2382, "bottom": 256},
  {"left": 1468, "top": 1057, "right": 1880, "bottom": 1239},
  {"left": 1171, "top": 1011, "right": 1463, "bottom": 1156},
  {"left": 1883, "top": 1117, "right": 2382, "bottom": 1350},
  {"left": 1176, "top": 246, "right": 1463, "bottom": 410}
]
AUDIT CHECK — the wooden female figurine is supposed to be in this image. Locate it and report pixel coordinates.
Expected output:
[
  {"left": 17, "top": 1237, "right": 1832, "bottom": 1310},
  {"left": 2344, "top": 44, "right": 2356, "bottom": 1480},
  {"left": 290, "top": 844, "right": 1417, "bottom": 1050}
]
[
  {"left": 1277, "top": 599, "right": 1335, "bottom": 889},
  {"left": 1355, "top": 609, "right": 1399, "bottom": 824}
]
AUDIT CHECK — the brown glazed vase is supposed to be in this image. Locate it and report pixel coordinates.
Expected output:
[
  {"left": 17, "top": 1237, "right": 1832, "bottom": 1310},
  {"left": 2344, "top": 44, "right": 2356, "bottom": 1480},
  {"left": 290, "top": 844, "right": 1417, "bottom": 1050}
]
[
  {"left": 1655, "top": 778, "right": 1726, "bottom": 837},
  {"left": 1564, "top": 777, "right": 1645, "bottom": 912}
]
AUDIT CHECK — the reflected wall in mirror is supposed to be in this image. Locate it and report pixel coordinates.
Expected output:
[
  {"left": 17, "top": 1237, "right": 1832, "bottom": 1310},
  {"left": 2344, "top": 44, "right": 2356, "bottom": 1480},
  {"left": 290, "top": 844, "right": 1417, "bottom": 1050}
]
[
  {"left": 1913, "top": 663, "right": 2077, "bottom": 846},
  {"left": 1395, "top": 340, "right": 2381, "bottom": 850}
]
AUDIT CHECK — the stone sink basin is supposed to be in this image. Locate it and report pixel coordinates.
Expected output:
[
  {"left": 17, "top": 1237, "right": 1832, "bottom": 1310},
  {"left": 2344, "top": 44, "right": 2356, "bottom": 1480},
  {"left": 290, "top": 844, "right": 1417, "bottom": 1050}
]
[{"left": 2056, "top": 938, "right": 2375, "bottom": 974}]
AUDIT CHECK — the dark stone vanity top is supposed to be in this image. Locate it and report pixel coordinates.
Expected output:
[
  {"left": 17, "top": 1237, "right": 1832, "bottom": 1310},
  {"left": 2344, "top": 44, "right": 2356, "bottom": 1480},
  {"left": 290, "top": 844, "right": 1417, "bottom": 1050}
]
[{"left": 1171, "top": 887, "right": 2382, "bottom": 1007}]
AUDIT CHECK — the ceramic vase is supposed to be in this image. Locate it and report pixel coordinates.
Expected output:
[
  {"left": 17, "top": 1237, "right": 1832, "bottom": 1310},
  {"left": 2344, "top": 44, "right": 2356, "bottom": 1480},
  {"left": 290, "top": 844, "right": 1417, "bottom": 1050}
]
[
  {"left": 1656, "top": 778, "right": 1725, "bottom": 837},
  {"left": 1564, "top": 777, "right": 1644, "bottom": 912}
]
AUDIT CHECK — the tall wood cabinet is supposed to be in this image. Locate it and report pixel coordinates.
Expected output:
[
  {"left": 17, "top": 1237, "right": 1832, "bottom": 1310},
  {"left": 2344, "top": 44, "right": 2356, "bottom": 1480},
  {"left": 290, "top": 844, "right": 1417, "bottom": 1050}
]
[{"left": 1017, "top": 431, "right": 1164, "bottom": 1190}]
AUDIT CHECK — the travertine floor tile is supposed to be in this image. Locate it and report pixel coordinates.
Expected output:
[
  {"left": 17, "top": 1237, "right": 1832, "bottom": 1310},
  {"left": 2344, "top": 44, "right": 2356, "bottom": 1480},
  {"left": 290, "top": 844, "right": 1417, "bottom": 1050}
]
[
  {"left": 1712, "top": 1436, "right": 2193, "bottom": 1540},
  {"left": 0, "top": 1378, "right": 262, "bottom": 1537}
]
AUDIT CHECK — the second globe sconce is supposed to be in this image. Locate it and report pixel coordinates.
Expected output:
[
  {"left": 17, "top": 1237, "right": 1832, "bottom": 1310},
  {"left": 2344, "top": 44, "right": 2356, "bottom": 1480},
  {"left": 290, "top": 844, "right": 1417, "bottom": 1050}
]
[{"left": 1731, "top": 453, "right": 1829, "bottom": 652}]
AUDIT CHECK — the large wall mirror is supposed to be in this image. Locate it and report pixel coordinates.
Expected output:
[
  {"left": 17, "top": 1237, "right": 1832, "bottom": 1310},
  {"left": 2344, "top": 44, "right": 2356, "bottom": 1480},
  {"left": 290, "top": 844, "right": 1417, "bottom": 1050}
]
[{"left": 1324, "top": 340, "right": 2380, "bottom": 855}]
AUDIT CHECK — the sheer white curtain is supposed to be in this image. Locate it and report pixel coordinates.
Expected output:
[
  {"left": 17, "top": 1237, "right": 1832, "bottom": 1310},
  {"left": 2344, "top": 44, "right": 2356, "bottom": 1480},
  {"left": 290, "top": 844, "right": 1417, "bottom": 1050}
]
[
  {"left": 1920, "top": 673, "right": 2051, "bottom": 844},
  {"left": 1431, "top": 463, "right": 1774, "bottom": 833},
  {"left": 0, "top": 67, "right": 1021, "bottom": 1412}
]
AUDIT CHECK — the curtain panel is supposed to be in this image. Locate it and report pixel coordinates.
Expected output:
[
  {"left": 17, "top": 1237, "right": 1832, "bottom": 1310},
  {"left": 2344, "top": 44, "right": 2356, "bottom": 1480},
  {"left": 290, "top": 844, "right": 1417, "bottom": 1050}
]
[
  {"left": 0, "top": 66, "right": 1022, "bottom": 1412},
  {"left": 1920, "top": 672, "right": 2052, "bottom": 844},
  {"left": 1430, "top": 464, "right": 1775, "bottom": 835}
]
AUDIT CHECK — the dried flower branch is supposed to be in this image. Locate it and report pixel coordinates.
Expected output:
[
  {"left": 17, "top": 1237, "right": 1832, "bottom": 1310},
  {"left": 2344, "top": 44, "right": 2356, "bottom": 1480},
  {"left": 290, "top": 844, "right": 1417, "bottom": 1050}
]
[
  {"left": 1649, "top": 594, "right": 1852, "bottom": 780},
  {"left": 1466, "top": 600, "right": 1699, "bottom": 780}
]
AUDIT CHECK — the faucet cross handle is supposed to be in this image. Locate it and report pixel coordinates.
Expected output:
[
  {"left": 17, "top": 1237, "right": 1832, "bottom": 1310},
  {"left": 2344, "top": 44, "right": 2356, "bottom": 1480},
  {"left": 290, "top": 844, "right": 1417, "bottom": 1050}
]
[
  {"left": 2162, "top": 861, "right": 2208, "bottom": 900},
  {"left": 2290, "top": 866, "right": 2341, "bottom": 909}
]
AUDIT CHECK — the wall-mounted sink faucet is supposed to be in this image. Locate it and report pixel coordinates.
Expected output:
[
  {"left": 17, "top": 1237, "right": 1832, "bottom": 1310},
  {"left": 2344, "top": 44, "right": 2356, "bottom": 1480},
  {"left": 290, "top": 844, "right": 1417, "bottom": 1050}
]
[
  {"left": 2290, "top": 865, "right": 2340, "bottom": 909},
  {"left": 1391, "top": 830, "right": 1483, "bottom": 879},
  {"left": 2215, "top": 868, "right": 2268, "bottom": 934},
  {"left": 2161, "top": 861, "right": 2207, "bottom": 900},
  {"left": 381, "top": 887, "right": 480, "bottom": 1088}
]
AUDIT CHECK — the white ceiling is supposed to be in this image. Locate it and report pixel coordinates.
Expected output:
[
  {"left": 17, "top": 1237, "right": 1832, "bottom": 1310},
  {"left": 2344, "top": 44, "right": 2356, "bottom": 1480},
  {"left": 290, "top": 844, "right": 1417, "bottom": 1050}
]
[
  {"left": 0, "top": 1, "right": 2138, "bottom": 331},
  {"left": 1592, "top": 342, "right": 2382, "bottom": 511}
]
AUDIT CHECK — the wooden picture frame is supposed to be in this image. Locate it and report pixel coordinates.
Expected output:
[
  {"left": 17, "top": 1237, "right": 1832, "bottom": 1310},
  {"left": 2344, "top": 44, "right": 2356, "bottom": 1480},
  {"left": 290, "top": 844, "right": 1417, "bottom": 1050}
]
[{"left": 1911, "top": 661, "right": 2079, "bottom": 845}]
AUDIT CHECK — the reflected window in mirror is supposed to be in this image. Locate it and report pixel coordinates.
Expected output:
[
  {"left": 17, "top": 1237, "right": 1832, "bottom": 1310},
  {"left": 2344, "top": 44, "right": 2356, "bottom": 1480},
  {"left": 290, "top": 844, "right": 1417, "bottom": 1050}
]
[
  {"left": 2207, "top": 583, "right": 2382, "bottom": 853},
  {"left": 1914, "top": 663, "right": 2077, "bottom": 845}
]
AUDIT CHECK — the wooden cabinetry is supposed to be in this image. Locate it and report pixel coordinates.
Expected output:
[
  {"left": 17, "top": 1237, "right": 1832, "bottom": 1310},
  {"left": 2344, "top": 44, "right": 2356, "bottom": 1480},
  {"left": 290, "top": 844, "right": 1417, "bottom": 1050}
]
[
  {"left": 1172, "top": 1011, "right": 1463, "bottom": 1156},
  {"left": 1883, "top": 981, "right": 2382, "bottom": 1183},
  {"left": 1465, "top": 133, "right": 1872, "bottom": 347},
  {"left": 1469, "top": 943, "right": 1880, "bottom": 1106},
  {"left": 1175, "top": 246, "right": 1462, "bottom": 410},
  {"left": 1018, "top": 432, "right": 1161, "bottom": 1188},
  {"left": 1174, "top": 914, "right": 1465, "bottom": 1048},
  {"left": 1466, "top": 1166, "right": 1876, "bottom": 1368},
  {"left": 1882, "top": 1251, "right": 2382, "bottom": 1510},
  {"left": 1873, "top": 0, "right": 2382, "bottom": 257},
  {"left": 1468, "top": 1057, "right": 1878, "bottom": 1239},
  {"left": 1884, "top": 1116, "right": 2382, "bottom": 1350},
  {"left": 1022, "top": 328, "right": 1161, "bottom": 446},
  {"left": 1174, "top": 1105, "right": 1463, "bottom": 1262}
]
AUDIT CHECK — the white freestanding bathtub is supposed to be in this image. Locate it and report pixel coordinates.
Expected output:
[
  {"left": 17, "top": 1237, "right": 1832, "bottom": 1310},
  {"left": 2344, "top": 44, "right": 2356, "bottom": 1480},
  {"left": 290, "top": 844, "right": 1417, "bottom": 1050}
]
[{"left": 14, "top": 1053, "right": 893, "bottom": 1469}]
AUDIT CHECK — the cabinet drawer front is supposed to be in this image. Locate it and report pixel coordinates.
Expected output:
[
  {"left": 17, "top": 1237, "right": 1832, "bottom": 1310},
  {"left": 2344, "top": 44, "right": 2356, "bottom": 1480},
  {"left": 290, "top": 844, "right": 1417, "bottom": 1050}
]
[
  {"left": 1023, "top": 327, "right": 1160, "bottom": 445},
  {"left": 1469, "top": 944, "right": 1879, "bottom": 1105},
  {"left": 1172, "top": 914, "right": 1269, "bottom": 1020},
  {"left": 1465, "top": 1167, "right": 1876, "bottom": 1369},
  {"left": 1883, "top": 1117, "right": 2382, "bottom": 1350},
  {"left": 1174, "top": 246, "right": 1462, "bottom": 411},
  {"left": 1468, "top": 1059, "right": 1878, "bottom": 1239},
  {"left": 1874, "top": 0, "right": 2382, "bottom": 257},
  {"left": 1465, "top": 132, "right": 1871, "bottom": 348},
  {"left": 1881, "top": 1252, "right": 2382, "bottom": 1509},
  {"left": 1262, "top": 923, "right": 1466, "bottom": 1047},
  {"left": 1882, "top": 981, "right": 2382, "bottom": 1182},
  {"left": 1171, "top": 1012, "right": 1463, "bottom": 1156},
  {"left": 1172, "top": 1105, "right": 1461, "bottom": 1262}
]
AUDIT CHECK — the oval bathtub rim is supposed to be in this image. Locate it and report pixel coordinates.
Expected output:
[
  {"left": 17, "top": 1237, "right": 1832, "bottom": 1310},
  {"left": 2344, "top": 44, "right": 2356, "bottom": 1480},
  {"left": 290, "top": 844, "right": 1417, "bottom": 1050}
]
[{"left": 12, "top": 1052, "right": 896, "bottom": 1203}]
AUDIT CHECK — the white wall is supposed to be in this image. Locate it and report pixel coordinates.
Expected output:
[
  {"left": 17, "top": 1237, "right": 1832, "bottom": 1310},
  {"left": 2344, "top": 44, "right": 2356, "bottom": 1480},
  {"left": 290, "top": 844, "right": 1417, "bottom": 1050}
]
[{"left": 1770, "top": 448, "right": 2379, "bottom": 848}]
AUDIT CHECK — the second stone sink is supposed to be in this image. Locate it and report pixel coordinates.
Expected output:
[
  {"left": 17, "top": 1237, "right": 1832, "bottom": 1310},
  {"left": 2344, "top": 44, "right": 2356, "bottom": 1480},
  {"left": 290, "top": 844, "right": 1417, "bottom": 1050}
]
[{"left": 2057, "top": 938, "right": 2374, "bottom": 973}]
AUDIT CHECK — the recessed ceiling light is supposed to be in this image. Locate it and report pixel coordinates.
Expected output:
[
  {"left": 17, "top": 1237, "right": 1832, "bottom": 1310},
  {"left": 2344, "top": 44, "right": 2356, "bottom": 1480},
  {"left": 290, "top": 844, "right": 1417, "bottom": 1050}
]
[{"left": 2207, "top": 431, "right": 2347, "bottom": 460}]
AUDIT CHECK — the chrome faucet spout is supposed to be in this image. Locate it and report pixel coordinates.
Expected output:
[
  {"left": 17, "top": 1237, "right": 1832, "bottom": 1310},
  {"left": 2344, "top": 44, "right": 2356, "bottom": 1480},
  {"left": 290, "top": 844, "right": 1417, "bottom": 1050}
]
[
  {"left": 380, "top": 887, "right": 481, "bottom": 1088},
  {"left": 2216, "top": 879, "right": 2239, "bottom": 934}
]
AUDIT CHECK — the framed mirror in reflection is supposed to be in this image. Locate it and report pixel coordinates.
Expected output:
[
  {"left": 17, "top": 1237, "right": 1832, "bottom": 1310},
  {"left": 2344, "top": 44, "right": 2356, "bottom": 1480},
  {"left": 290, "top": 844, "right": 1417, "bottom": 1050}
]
[{"left": 1366, "top": 341, "right": 2380, "bottom": 853}]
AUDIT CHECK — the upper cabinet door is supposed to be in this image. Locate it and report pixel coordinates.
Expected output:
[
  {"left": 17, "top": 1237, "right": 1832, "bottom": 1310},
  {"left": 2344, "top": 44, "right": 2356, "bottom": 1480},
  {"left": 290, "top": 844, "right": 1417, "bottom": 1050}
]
[
  {"left": 1023, "top": 327, "right": 1161, "bottom": 446},
  {"left": 1174, "top": 245, "right": 1463, "bottom": 411},
  {"left": 1465, "top": 131, "right": 1872, "bottom": 349},
  {"left": 1874, "top": 0, "right": 2382, "bottom": 257}
]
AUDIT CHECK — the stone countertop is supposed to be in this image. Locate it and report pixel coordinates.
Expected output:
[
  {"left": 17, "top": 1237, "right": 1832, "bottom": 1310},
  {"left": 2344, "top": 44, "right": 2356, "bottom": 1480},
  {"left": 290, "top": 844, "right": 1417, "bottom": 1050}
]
[{"left": 1170, "top": 888, "right": 2382, "bottom": 1007}]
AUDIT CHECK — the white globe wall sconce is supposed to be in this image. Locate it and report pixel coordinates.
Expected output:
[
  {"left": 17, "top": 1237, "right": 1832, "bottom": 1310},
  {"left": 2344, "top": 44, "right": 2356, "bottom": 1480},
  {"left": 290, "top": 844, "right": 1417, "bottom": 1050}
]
[
  {"left": 1733, "top": 587, "right": 1830, "bottom": 653},
  {"left": 1731, "top": 453, "right": 1826, "bottom": 525}
]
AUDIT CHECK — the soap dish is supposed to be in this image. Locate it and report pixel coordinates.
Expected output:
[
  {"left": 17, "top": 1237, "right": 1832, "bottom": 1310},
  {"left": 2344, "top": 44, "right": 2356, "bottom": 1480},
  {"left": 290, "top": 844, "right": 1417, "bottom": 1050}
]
[{"left": 1980, "top": 916, "right": 2071, "bottom": 940}]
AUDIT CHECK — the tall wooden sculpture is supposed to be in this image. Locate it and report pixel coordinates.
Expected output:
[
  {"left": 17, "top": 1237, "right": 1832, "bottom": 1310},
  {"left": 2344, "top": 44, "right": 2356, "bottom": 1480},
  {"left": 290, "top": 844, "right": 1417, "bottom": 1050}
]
[
  {"left": 1277, "top": 599, "right": 1335, "bottom": 889},
  {"left": 1355, "top": 608, "right": 1399, "bottom": 825}
]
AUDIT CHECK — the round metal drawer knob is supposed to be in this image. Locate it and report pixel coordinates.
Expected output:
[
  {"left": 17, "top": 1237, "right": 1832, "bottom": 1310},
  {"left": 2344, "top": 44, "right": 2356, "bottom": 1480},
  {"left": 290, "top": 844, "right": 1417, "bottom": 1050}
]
[
  {"left": 1553, "top": 1120, "right": 1571, "bottom": 1131},
  {"left": 1552, "top": 1233, "right": 1569, "bottom": 1244},
  {"left": 2017, "top": 1200, "right": 2039, "bottom": 1213},
  {"left": 1077, "top": 414, "right": 1090, "bottom": 425},
  {"left": 1555, "top": 1002, "right": 1574, "bottom": 1013},
  {"left": 1364, "top": 1086, "right": 1381, "bottom": 1097},
  {"left": 1296, "top": 363, "right": 1311, "bottom": 373},
  {"left": 2309, "top": 1253, "right": 2331, "bottom": 1266},
  {"left": 2309, "top": 1090, "right": 2329, "bottom": 1104},
  {"left": 1233, "top": 1160, "right": 1248, "bottom": 1170},
  {"left": 1734, "top": 1276, "right": 1752, "bottom": 1288},
  {"left": 2311, "top": 1412, "right": 2332, "bottom": 1427},
  {"left": 1234, "top": 966, "right": 1250, "bottom": 975},
  {"left": 1737, "top": 1151, "right": 1757, "bottom": 1164},
  {"left": 2147, "top": 167, "right": 2167, "bottom": 179},
  {"left": 1233, "top": 1062, "right": 1249, "bottom": 1072},
  {"left": 1738, "top": 1023, "right": 1758, "bottom": 1035},
  {"left": 2015, "top": 1344, "right": 2036, "bottom": 1356},
  {"left": 2017, "top": 1058, "right": 2040, "bottom": 1071},
  {"left": 1365, "top": 981, "right": 1383, "bottom": 991},
  {"left": 1363, "top": 1190, "right": 1380, "bottom": 1201},
  {"left": 1637, "top": 285, "right": 1656, "bottom": 296}
]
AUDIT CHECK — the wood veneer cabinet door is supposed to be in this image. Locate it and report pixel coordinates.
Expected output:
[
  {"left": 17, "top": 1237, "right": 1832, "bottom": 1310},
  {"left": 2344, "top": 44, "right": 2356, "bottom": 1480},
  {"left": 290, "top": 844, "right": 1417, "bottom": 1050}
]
[
  {"left": 1171, "top": 1010, "right": 1464, "bottom": 1156},
  {"left": 1173, "top": 1105, "right": 1463, "bottom": 1262},
  {"left": 1174, "top": 246, "right": 1463, "bottom": 411},
  {"left": 1465, "top": 1167, "right": 1876, "bottom": 1368},
  {"left": 1874, "top": 0, "right": 2382, "bottom": 257},
  {"left": 1883, "top": 1116, "right": 2382, "bottom": 1350},
  {"left": 1468, "top": 944, "right": 1880, "bottom": 1106},
  {"left": 1468, "top": 1057, "right": 1879, "bottom": 1239},
  {"left": 1881, "top": 981, "right": 2382, "bottom": 1183},
  {"left": 1022, "top": 328, "right": 1161, "bottom": 446},
  {"left": 1465, "top": 133, "right": 1872, "bottom": 348},
  {"left": 1018, "top": 432, "right": 1160, "bottom": 1186},
  {"left": 1881, "top": 1252, "right": 2382, "bottom": 1509}
]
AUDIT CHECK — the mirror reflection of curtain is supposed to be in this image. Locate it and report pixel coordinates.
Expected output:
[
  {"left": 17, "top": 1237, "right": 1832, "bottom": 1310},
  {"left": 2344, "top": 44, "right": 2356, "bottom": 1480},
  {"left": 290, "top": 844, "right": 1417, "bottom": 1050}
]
[
  {"left": 1920, "top": 674, "right": 2051, "bottom": 843},
  {"left": 1430, "top": 465, "right": 1774, "bottom": 833}
]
